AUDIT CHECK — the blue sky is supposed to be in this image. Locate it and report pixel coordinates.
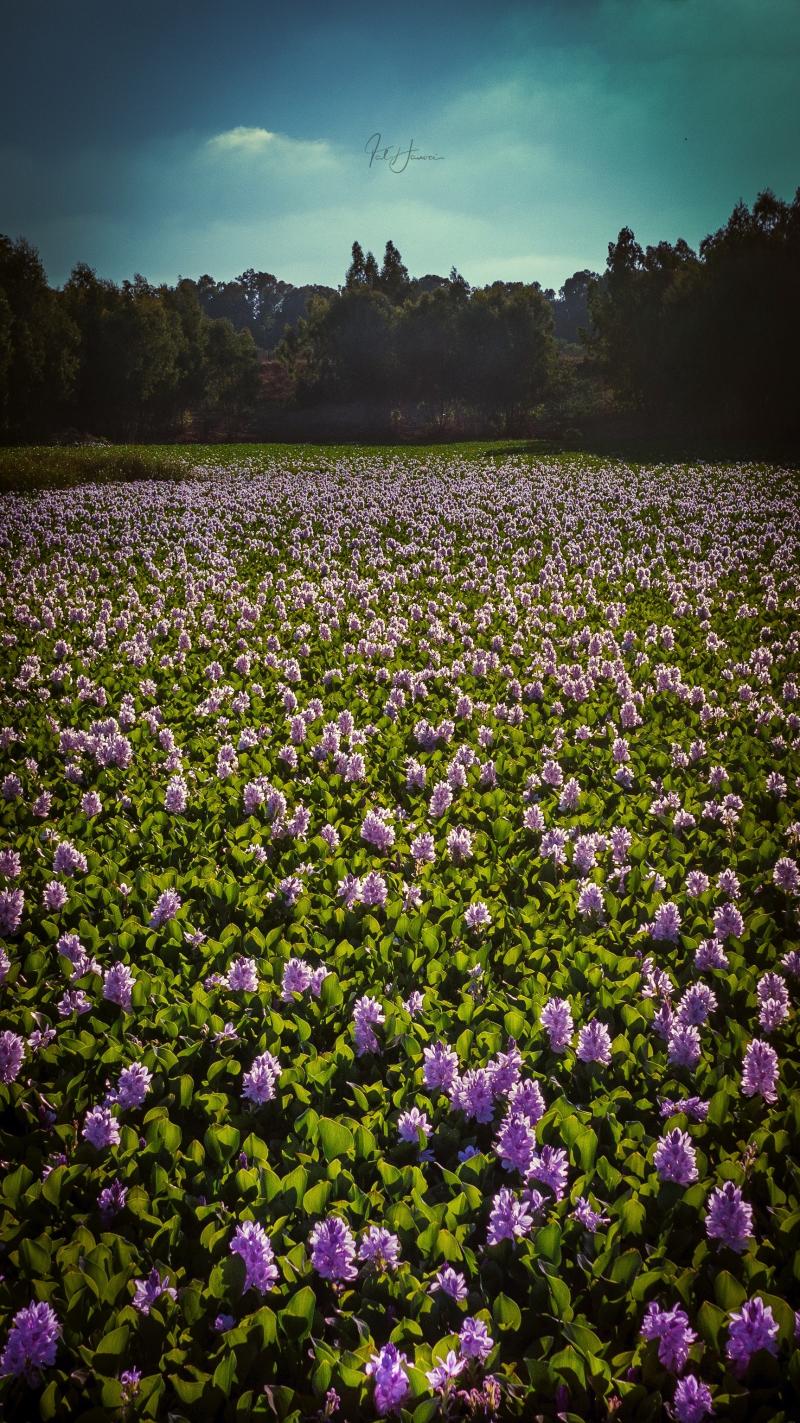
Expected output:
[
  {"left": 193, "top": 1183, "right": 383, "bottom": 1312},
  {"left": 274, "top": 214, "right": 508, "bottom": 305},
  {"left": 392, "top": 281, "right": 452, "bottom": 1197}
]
[{"left": 1, "top": 0, "right": 798, "bottom": 290}]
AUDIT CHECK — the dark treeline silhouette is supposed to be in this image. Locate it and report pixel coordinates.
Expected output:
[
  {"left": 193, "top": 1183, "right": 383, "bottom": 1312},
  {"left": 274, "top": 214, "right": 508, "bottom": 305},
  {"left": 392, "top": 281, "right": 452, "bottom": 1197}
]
[
  {"left": 588, "top": 190, "right": 800, "bottom": 448},
  {"left": 0, "top": 187, "right": 797, "bottom": 450}
]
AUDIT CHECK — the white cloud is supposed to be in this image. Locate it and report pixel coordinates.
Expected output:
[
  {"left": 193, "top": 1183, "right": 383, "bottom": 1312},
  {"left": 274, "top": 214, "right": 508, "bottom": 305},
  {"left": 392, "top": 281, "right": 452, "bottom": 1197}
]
[
  {"left": 205, "top": 126, "right": 337, "bottom": 171},
  {"left": 207, "top": 126, "right": 276, "bottom": 153}
]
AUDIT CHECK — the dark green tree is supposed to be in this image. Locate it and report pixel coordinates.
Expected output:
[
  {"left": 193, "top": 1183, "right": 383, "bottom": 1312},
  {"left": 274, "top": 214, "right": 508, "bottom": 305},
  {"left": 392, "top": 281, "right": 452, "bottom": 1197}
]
[{"left": 379, "top": 240, "right": 410, "bottom": 303}]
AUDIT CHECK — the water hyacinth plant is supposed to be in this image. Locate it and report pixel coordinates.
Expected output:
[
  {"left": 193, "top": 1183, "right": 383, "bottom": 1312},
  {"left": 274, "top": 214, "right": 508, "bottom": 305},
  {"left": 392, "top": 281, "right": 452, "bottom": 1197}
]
[{"left": 0, "top": 448, "right": 798, "bottom": 1419}]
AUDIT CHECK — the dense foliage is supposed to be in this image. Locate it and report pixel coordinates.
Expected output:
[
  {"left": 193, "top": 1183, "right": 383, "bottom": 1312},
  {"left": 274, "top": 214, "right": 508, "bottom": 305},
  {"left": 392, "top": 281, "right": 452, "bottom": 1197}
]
[
  {"left": 589, "top": 189, "right": 800, "bottom": 448},
  {"left": 2, "top": 188, "right": 798, "bottom": 447},
  {"left": 0, "top": 451, "right": 799, "bottom": 1421}
]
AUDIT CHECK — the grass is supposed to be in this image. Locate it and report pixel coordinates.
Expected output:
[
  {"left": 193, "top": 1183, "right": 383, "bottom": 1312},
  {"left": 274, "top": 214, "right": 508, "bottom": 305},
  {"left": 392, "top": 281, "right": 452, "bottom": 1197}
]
[
  {"left": 0, "top": 441, "right": 594, "bottom": 493},
  {"left": 0, "top": 439, "right": 791, "bottom": 494}
]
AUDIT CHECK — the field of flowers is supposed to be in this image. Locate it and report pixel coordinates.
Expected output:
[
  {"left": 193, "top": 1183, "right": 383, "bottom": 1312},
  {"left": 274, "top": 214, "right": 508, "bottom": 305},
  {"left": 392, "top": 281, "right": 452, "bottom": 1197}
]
[{"left": 0, "top": 450, "right": 799, "bottom": 1423}]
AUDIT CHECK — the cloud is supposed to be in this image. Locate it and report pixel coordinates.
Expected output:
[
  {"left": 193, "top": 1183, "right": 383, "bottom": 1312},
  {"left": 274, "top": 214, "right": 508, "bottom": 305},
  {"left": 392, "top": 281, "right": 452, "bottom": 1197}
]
[
  {"left": 207, "top": 126, "right": 276, "bottom": 154},
  {"left": 205, "top": 126, "right": 337, "bottom": 171}
]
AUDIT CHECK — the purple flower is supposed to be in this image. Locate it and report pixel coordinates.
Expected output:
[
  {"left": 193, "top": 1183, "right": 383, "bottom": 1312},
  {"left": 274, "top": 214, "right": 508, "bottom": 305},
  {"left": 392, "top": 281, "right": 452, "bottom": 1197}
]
[
  {"left": 281, "top": 957, "right": 313, "bottom": 999},
  {"left": 310, "top": 965, "right": 330, "bottom": 996},
  {"left": 361, "top": 809, "right": 395, "bottom": 853},
  {"left": 225, "top": 956, "right": 259, "bottom": 992},
  {"left": 398, "top": 1107, "right": 431, "bottom": 1143},
  {"left": 164, "top": 775, "right": 188, "bottom": 813},
  {"left": 99, "top": 1179, "right": 128, "bottom": 1219},
  {"left": 668, "top": 1024, "right": 702, "bottom": 1069},
  {"left": 150, "top": 889, "right": 181, "bottom": 928},
  {"left": 103, "top": 962, "right": 134, "bottom": 1011},
  {"left": 673, "top": 1375, "right": 713, "bottom": 1422},
  {"left": 120, "top": 1366, "right": 142, "bottom": 1401},
  {"left": 572, "top": 1197, "right": 609, "bottom": 1233},
  {"left": 576, "top": 1020, "right": 612, "bottom": 1066},
  {"left": 705, "top": 1182, "right": 753, "bottom": 1252},
  {"left": 659, "top": 1096, "right": 709, "bottom": 1122},
  {"left": 430, "top": 782, "right": 453, "bottom": 819},
  {"left": 741, "top": 1039, "right": 779, "bottom": 1103},
  {"left": 464, "top": 901, "right": 491, "bottom": 931},
  {"left": 726, "top": 1297, "right": 779, "bottom": 1375},
  {"left": 488, "top": 1039, "right": 522, "bottom": 1096},
  {"left": 651, "top": 902, "right": 682, "bottom": 942},
  {"left": 407, "top": 831, "right": 432, "bottom": 865},
  {"left": 0, "top": 1301, "right": 60, "bottom": 1382},
  {"left": 449, "top": 1067, "right": 495, "bottom": 1123},
  {"left": 529, "top": 1144, "right": 569, "bottom": 1199},
  {"left": 53, "top": 840, "right": 88, "bottom": 876},
  {"left": 423, "top": 1041, "right": 459, "bottom": 1092},
  {"left": 82, "top": 1105, "right": 120, "bottom": 1149},
  {"left": 337, "top": 873, "right": 361, "bottom": 907},
  {"left": 487, "top": 1187, "right": 534, "bottom": 1244},
  {"left": 713, "top": 902, "right": 744, "bottom": 941},
  {"left": 353, "top": 995, "right": 384, "bottom": 1055},
  {"left": 242, "top": 1050, "right": 280, "bottom": 1105},
  {"left": 494, "top": 1114, "right": 537, "bottom": 1176},
  {"left": 110, "top": 1062, "right": 152, "bottom": 1110},
  {"left": 427, "top": 1350, "right": 467, "bottom": 1391},
  {"left": 360, "top": 871, "right": 388, "bottom": 907},
  {"left": 230, "top": 1219, "right": 279, "bottom": 1293},
  {"left": 676, "top": 984, "right": 717, "bottom": 1026},
  {"left": 540, "top": 997, "right": 574, "bottom": 1053},
  {"left": 0, "top": 887, "right": 24, "bottom": 936},
  {"left": 0, "top": 849, "right": 21, "bottom": 878},
  {"left": 58, "top": 988, "right": 91, "bottom": 1017},
  {"left": 577, "top": 882, "right": 605, "bottom": 918},
  {"left": 459, "top": 1317, "right": 494, "bottom": 1362},
  {"left": 507, "top": 1078, "right": 546, "bottom": 1124},
  {"left": 641, "top": 1301, "right": 696, "bottom": 1373},
  {"left": 132, "top": 1267, "right": 177, "bottom": 1315},
  {"left": 0, "top": 1030, "right": 25, "bottom": 1083},
  {"left": 42, "top": 880, "right": 68, "bottom": 912},
  {"left": 430, "top": 1266, "right": 468, "bottom": 1301},
  {"left": 447, "top": 827, "right": 473, "bottom": 863},
  {"left": 773, "top": 857, "right": 799, "bottom": 894},
  {"left": 358, "top": 1227, "right": 401, "bottom": 1272},
  {"left": 365, "top": 1343, "right": 410, "bottom": 1415},
  {"left": 309, "top": 1217, "right": 358, "bottom": 1282},
  {"left": 654, "top": 1129, "right": 698, "bottom": 1186}
]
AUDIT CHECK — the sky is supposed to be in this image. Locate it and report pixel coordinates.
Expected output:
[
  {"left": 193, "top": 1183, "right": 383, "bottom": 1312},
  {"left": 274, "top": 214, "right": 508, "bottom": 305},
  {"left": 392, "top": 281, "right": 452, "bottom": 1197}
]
[{"left": 1, "top": 0, "right": 798, "bottom": 292}]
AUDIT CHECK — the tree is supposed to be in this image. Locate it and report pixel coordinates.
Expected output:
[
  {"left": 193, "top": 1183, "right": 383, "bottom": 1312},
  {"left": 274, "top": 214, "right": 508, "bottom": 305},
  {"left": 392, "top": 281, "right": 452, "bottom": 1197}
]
[
  {"left": 345, "top": 242, "right": 367, "bottom": 290},
  {"left": 552, "top": 270, "right": 598, "bottom": 343},
  {"left": 394, "top": 279, "right": 469, "bottom": 421},
  {"left": 201, "top": 319, "right": 260, "bottom": 437},
  {"left": 458, "top": 282, "right": 555, "bottom": 429},
  {"left": 379, "top": 241, "right": 410, "bottom": 303},
  {"left": 0, "top": 236, "right": 79, "bottom": 438},
  {"left": 285, "top": 287, "right": 396, "bottom": 406}
]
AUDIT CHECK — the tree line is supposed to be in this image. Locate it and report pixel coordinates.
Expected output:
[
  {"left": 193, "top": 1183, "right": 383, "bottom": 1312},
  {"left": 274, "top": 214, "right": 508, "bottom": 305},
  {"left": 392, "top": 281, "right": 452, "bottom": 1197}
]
[{"left": 0, "top": 186, "right": 797, "bottom": 448}]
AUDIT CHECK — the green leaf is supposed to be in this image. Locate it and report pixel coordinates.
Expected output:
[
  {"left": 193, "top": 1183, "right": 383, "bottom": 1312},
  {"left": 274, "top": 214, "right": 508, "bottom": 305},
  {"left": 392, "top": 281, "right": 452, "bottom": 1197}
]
[
  {"left": 95, "top": 1324, "right": 131, "bottom": 1358},
  {"left": 317, "top": 1116, "right": 354, "bottom": 1162},
  {"left": 280, "top": 1285, "right": 316, "bottom": 1340},
  {"left": 713, "top": 1271, "right": 746, "bottom": 1312},
  {"left": 20, "top": 1237, "right": 52, "bottom": 1276},
  {"left": 492, "top": 1293, "right": 522, "bottom": 1331},
  {"left": 204, "top": 1123, "right": 241, "bottom": 1164},
  {"left": 320, "top": 973, "right": 343, "bottom": 1007},
  {"left": 212, "top": 1352, "right": 237, "bottom": 1396},
  {"left": 697, "top": 1300, "right": 727, "bottom": 1350},
  {"left": 618, "top": 1196, "right": 646, "bottom": 1237},
  {"left": 171, "top": 1375, "right": 209, "bottom": 1405}
]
